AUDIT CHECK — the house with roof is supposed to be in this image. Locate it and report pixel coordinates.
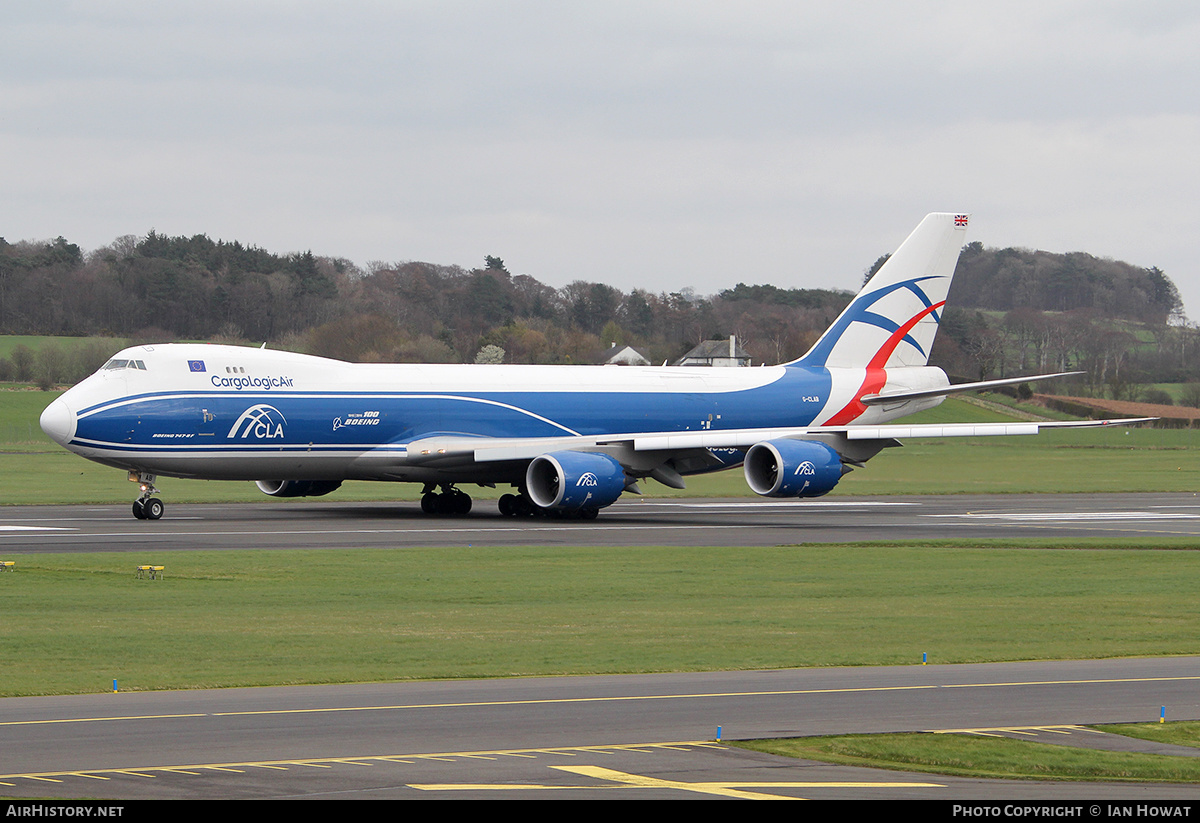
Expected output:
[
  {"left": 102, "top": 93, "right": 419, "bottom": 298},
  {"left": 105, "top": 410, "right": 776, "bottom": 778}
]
[{"left": 674, "top": 336, "right": 752, "bottom": 367}]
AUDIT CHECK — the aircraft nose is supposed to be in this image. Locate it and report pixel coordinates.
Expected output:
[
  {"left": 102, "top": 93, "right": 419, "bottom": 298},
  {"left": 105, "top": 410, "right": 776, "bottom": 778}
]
[{"left": 40, "top": 398, "right": 76, "bottom": 446}]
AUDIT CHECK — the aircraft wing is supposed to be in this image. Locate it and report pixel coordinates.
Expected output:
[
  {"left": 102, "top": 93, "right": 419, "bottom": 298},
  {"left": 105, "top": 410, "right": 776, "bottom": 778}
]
[{"left": 406, "top": 416, "right": 1155, "bottom": 467}]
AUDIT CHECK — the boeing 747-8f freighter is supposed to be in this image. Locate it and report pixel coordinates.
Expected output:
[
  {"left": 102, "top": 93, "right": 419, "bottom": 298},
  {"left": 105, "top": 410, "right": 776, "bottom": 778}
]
[{"left": 40, "top": 213, "right": 1148, "bottom": 520}]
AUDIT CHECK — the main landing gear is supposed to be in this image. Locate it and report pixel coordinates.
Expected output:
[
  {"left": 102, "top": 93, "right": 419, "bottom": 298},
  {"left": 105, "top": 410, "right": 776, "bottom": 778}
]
[
  {"left": 420, "top": 484, "right": 472, "bottom": 516},
  {"left": 497, "top": 491, "right": 598, "bottom": 520},
  {"left": 129, "top": 471, "right": 164, "bottom": 520}
]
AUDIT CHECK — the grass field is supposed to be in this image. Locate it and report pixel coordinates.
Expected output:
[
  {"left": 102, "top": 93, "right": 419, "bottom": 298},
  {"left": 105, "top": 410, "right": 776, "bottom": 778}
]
[
  {"left": 0, "top": 335, "right": 128, "bottom": 360},
  {"left": 3, "top": 539, "right": 1199, "bottom": 697},
  {"left": 734, "top": 725, "right": 1200, "bottom": 783}
]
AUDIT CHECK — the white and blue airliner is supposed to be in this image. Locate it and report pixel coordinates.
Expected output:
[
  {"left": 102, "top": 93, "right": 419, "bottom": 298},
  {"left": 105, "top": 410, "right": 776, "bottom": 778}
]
[{"left": 39, "top": 214, "right": 1146, "bottom": 520}]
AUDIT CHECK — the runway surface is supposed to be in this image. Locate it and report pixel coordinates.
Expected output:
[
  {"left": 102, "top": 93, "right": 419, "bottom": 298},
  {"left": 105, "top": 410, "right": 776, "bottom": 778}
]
[
  {"left": 3, "top": 658, "right": 1200, "bottom": 800},
  {"left": 3, "top": 493, "right": 1199, "bottom": 799},
  {"left": 1, "top": 492, "right": 1199, "bottom": 553}
]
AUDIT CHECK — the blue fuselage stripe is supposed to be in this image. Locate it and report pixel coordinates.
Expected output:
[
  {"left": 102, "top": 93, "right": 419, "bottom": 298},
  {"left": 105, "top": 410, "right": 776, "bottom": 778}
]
[{"left": 71, "top": 369, "right": 833, "bottom": 455}]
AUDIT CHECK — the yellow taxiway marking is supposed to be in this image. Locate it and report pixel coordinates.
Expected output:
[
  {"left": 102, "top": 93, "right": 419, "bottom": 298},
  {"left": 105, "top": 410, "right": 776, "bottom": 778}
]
[
  {"left": 0, "top": 713, "right": 206, "bottom": 727},
  {"left": 0, "top": 741, "right": 719, "bottom": 784},
  {"left": 411, "top": 764, "right": 945, "bottom": 799},
  {"left": 932, "top": 724, "right": 1101, "bottom": 737},
  {"left": 6, "top": 674, "right": 1200, "bottom": 730}
]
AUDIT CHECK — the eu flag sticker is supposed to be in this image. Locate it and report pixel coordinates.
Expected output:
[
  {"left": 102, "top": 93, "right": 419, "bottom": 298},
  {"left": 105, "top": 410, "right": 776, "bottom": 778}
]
[{"left": 188, "top": 360, "right": 206, "bottom": 373}]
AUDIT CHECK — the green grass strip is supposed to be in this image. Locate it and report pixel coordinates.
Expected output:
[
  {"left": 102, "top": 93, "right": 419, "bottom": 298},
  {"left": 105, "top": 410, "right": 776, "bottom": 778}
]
[
  {"left": 3, "top": 542, "right": 1200, "bottom": 696},
  {"left": 734, "top": 724, "right": 1200, "bottom": 783},
  {"left": 1093, "top": 721, "right": 1200, "bottom": 749}
]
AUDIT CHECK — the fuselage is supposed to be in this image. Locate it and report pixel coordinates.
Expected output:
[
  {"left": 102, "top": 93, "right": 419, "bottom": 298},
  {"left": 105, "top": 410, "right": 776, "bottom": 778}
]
[{"left": 40, "top": 343, "right": 949, "bottom": 486}]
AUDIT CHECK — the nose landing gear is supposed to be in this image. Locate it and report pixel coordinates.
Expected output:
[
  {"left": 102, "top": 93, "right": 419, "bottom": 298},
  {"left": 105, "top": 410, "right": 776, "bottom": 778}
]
[{"left": 129, "top": 471, "right": 164, "bottom": 520}]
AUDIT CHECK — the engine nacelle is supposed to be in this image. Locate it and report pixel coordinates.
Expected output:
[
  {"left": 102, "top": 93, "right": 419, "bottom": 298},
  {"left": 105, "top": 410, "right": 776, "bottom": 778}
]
[
  {"left": 743, "top": 439, "right": 843, "bottom": 498},
  {"left": 526, "top": 451, "right": 627, "bottom": 511},
  {"left": 255, "top": 479, "right": 343, "bottom": 498}
]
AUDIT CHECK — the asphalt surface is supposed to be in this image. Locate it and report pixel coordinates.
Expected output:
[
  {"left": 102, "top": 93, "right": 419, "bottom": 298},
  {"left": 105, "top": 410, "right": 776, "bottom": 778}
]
[
  {"left": 3, "top": 659, "right": 1200, "bottom": 800},
  {"left": 1, "top": 492, "right": 1198, "bottom": 552},
  {"left": 3, "top": 493, "right": 1200, "bottom": 800}
]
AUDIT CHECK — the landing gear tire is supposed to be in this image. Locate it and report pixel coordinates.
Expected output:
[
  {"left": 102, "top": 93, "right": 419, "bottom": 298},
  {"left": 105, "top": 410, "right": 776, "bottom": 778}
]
[
  {"left": 133, "top": 497, "right": 164, "bottom": 520},
  {"left": 129, "top": 472, "right": 164, "bottom": 520},
  {"left": 451, "top": 491, "right": 472, "bottom": 515},
  {"left": 421, "top": 487, "right": 472, "bottom": 516}
]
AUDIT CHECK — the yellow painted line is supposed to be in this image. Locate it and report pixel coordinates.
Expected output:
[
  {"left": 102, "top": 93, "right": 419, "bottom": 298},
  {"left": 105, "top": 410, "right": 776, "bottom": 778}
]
[
  {"left": 0, "top": 741, "right": 710, "bottom": 783},
  {"left": 208, "top": 685, "right": 938, "bottom": 717},
  {"left": 932, "top": 724, "right": 1096, "bottom": 735},
  {"left": 0, "top": 713, "right": 206, "bottom": 727},
  {"left": 942, "top": 676, "right": 1200, "bottom": 689},
  {"left": 557, "top": 764, "right": 798, "bottom": 800},
  {"left": 9, "top": 674, "right": 1200, "bottom": 731},
  {"left": 411, "top": 764, "right": 946, "bottom": 799}
]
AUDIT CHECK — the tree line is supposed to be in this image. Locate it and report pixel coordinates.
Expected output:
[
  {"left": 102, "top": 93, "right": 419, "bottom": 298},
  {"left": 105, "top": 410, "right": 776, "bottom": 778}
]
[{"left": 0, "top": 231, "right": 1196, "bottom": 403}]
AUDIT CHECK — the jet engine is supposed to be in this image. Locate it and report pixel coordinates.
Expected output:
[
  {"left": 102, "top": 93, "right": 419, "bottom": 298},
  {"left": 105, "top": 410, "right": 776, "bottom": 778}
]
[
  {"left": 526, "top": 451, "right": 627, "bottom": 512},
  {"left": 743, "top": 439, "right": 844, "bottom": 498},
  {"left": 255, "top": 480, "right": 343, "bottom": 498}
]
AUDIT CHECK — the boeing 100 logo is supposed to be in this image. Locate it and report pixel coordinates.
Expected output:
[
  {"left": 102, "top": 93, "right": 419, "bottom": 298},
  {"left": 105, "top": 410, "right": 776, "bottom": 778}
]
[
  {"left": 228, "top": 404, "right": 287, "bottom": 439},
  {"left": 332, "top": 411, "right": 380, "bottom": 431}
]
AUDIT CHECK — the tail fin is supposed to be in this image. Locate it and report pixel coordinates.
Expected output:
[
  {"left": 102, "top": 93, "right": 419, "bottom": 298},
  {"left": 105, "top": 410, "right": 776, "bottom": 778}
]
[{"left": 791, "top": 213, "right": 970, "bottom": 369}]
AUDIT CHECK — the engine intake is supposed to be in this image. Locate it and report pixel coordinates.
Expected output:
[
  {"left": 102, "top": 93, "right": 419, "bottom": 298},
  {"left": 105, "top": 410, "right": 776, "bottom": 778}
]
[
  {"left": 743, "top": 439, "right": 843, "bottom": 498},
  {"left": 526, "top": 451, "right": 627, "bottom": 511},
  {"left": 255, "top": 480, "right": 343, "bottom": 498}
]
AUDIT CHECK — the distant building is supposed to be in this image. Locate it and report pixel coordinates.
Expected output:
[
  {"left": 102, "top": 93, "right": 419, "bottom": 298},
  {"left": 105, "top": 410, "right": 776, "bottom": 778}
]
[
  {"left": 674, "top": 336, "right": 751, "bottom": 367},
  {"left": 598, "top": 344, "right": 652, "bottom": 366}
]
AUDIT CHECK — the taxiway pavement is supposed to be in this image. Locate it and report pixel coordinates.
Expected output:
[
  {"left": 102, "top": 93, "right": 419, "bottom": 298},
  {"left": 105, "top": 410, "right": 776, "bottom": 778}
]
[{"left": 3, "top": 658, "right": 1200, "bottom": 800}]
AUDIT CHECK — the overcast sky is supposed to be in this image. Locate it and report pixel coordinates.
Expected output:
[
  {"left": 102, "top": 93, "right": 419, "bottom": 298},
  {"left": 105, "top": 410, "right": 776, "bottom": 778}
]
[{"left": 5, "top": 1, "right": 1198, "bottom": 319}]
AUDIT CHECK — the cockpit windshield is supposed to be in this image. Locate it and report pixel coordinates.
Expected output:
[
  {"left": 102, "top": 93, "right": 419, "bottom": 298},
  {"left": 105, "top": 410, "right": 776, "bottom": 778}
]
[{"left": 103, "top": 359, "right": 147, "bottom": 371}]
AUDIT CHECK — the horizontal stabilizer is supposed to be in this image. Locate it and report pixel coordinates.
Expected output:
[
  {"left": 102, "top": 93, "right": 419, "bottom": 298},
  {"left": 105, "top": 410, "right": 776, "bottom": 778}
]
[{"left": 860, "top": 371, "right": 1083, "bottom": 406}]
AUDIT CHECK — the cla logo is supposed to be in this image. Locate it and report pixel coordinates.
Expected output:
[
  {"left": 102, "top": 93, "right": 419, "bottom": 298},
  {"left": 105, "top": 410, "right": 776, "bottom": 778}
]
[
  {"left": 576, "top": 472, "right": 599, "bottom": 487},
  {"left": 228, "top": 404, "right": 287, "bottom": 439},
  {"left": 793, "top": 461, "right": 816, "bottom": 476}
]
